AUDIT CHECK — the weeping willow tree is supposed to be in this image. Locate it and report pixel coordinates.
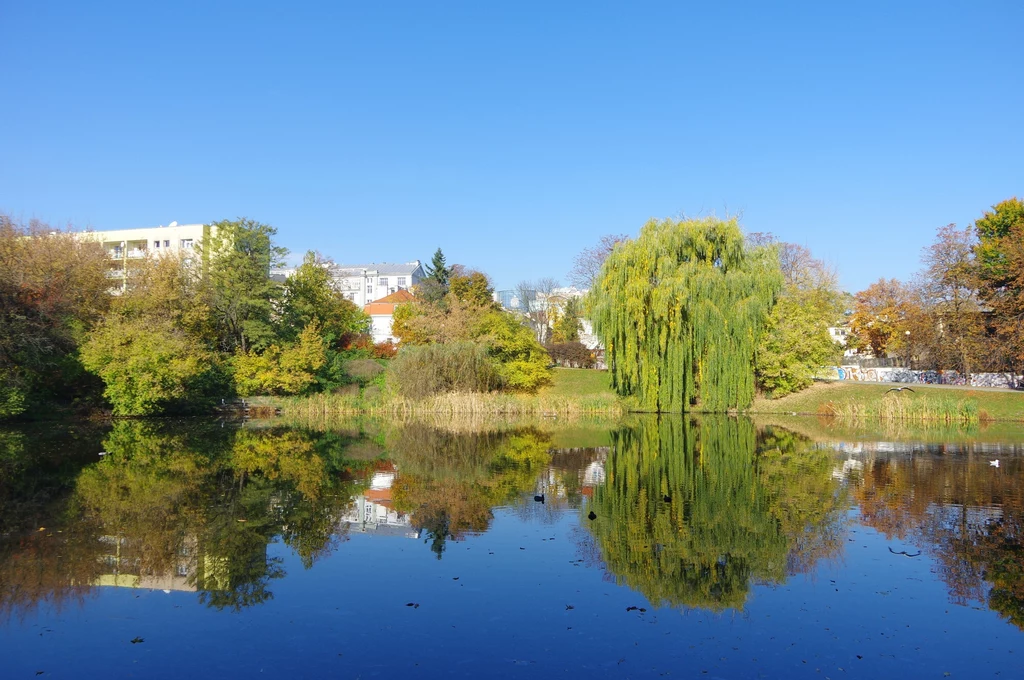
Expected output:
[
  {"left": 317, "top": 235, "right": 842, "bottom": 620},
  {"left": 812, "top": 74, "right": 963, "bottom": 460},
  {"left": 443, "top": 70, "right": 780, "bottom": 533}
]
[{"left": 590, "top": 217, "right": 781, "bottom": 412}]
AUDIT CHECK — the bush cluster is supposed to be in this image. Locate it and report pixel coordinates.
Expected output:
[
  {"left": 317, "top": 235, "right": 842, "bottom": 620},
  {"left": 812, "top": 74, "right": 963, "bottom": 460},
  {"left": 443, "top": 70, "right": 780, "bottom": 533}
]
[{"left": 389, "top": 342, "right": 502, "bottom": 399}]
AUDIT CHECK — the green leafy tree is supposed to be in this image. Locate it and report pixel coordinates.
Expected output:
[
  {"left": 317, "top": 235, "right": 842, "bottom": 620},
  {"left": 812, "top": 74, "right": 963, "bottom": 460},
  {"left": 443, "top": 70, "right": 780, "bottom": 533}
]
[
  {"left": 201, "top": 218, "right": 287, "bottom": 353},
  {"left": 550, "top": 296, "right": 583, "bottom": 343},
  {"left": 233, "top": 322, "right": 327, "bottom": 396},
  {"left": 449, "top": 266, "right": 496, "bottom": 308},
  {"left": 756, "top": 243, "right": 843, "bottom": 397},
  {"left": 974, "top": 198, "right": 1024, "bottom": 285},
  {"left": 80, "top": 316, "right": 220, "bottom": 416},
  {"left": 590, "top": 217, "right": 781, "bottom": 412},
  {"left": 280, "top": 251, "right": 368, "bottom": 345},
  {"left": 476, "top": 311, "right": 551, "bottom": 391},
  {"left": 81, "top": 251, "right": 224, "bottom": 415},
  {"left": 973, "top": 199, "right": 1024, "bottom": 370}
]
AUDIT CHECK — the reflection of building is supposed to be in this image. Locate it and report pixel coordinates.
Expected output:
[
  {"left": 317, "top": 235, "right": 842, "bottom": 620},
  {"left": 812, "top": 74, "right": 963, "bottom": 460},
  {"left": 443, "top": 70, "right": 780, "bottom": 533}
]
[
  {"left": 95, "top": 535, "right": 199, "bottom": 592},
  {"left": 539, "top": 447, "right": 609, "bottom": 504},
  {"left": 342, "top": 465, "right": 419, "bottom": 538}
]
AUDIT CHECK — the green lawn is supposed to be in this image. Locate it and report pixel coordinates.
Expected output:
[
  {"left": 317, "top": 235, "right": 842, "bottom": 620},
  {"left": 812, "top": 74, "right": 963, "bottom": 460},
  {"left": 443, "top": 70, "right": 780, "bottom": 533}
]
[
  {"left": 541, "top": 368, "right": 616, "bottom": 398},
  {"left": 749, "top": 380, "right": 1024, "bottom": 422}
]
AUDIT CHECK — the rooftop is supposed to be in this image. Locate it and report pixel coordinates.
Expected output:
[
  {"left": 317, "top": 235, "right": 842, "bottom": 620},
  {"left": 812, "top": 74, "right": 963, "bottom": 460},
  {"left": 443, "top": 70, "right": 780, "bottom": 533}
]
[{"left": 335, "top": 261, "right": 422, "bottom": 276}]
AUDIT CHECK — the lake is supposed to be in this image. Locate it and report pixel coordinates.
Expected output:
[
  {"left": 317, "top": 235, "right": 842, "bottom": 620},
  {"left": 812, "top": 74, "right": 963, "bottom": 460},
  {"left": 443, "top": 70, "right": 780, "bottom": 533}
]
[{"left": 2, "top": 415, "right": 1024, "bottom": 678}]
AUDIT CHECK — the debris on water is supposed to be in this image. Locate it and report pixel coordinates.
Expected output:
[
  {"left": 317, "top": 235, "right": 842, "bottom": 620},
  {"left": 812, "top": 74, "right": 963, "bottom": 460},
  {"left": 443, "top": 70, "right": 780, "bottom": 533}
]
[
  {"left": 663, "top": 495, "right": 671, "bottom": 503},
  {"left": 533, "top": 494, "right": 545, "bottom": 503},
  {"left": 627, "top": 606, "right": 638, "bottom": 611},
  {"left": 452, "top": 577, "right": 459, "bottom": 581},
  {"left": 565, "top": 605, "right": 574, "bottom": 610},
  {"left": 588, "top": 511, "right": 597, "bottom": 521},
  {"left": 405, "top": 602, "right": 420, "bottom": 608},
  {"left": 130, "top": 637, "right": 144, "bottom": 644}
]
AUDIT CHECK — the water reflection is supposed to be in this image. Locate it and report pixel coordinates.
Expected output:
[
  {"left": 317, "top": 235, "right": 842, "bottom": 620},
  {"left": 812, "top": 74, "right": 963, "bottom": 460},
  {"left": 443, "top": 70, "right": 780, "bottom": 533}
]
[
  {"left": 2, "top": 415, "right": 1024, "bottom": 632},
  {"left": 844, "top": 446, "right": 1024, "bottom": 629},
  {"left": 584, "top": 417, "right": 847, "bottom": 610},
  {"left": 385, "top": 424, "right": 552, "bottom": 557}
]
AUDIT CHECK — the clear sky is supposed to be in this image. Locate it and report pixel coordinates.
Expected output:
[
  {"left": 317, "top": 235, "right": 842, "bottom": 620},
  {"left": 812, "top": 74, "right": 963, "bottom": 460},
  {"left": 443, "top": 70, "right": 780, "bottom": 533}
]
[{"left": 2, "top": 1, "right": 1021, "bottom": 293}]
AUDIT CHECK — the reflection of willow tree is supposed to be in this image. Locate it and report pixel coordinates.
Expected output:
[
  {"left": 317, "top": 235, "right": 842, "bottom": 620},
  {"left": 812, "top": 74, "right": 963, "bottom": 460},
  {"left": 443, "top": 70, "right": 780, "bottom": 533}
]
[
  {"left": 389, "top": 424, "right": 551, "bottom": 558},
  {"left": 852, "top": 454, "right": 1024, "bottom": 629},
  {"left": 588, "top": 417, "right": 845, "bottom": 611}
]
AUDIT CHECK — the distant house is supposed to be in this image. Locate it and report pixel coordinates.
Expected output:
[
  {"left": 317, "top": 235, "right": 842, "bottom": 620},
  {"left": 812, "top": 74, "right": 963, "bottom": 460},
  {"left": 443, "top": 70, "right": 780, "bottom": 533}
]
[
  {"left": 364, "top": 289, "right": 416, "bottom": 344},
  {"left": 334, "top": 261, "right": 424, "bottom": 306},
  {"left": 271, "top": 260, "right": 425, "bottom": 308}
]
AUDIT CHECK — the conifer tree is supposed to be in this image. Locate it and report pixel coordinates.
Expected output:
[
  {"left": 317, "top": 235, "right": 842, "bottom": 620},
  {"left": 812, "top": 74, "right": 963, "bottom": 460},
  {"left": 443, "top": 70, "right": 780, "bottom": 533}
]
[{"left": 425, "top": 248, "right": 450, "bottom": 287}]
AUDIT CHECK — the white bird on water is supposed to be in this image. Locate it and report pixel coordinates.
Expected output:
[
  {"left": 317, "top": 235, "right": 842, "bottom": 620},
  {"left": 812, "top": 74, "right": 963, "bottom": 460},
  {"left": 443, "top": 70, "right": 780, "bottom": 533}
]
[{"left": 990, "top": 460, "right": 1000, "bottom": 468}]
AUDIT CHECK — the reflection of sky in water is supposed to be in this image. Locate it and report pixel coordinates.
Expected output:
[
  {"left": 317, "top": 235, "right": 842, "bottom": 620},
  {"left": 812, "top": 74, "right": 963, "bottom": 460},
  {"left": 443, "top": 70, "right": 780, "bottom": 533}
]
[{"left": 1, "top": 419, "right": 1024, "bottom": 677}]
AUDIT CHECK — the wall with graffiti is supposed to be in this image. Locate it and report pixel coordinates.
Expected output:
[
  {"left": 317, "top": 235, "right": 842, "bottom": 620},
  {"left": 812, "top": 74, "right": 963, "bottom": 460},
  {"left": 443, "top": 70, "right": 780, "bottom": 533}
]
[{"left": 818, "top": 366, "right": 1023, "bottom": 389}]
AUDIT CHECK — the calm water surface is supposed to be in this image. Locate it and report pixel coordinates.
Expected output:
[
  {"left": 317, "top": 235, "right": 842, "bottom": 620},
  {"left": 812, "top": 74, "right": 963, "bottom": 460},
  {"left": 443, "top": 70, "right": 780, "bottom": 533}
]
[{"left": 2, "top": 416, "right": 1024, "bottom": 678}]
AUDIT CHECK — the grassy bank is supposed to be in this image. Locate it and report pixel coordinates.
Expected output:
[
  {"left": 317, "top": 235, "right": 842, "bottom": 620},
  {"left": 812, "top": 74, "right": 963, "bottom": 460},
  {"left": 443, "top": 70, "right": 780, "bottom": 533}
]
[
  {"left": 752, "top": 413, "right": 1024, "bottom": 444},
  {"left": 277, "top": 368, "right": 623, "bottom": 418},
  {"left": 749, "top": 381, "right": 1024, "bottom": 423}
]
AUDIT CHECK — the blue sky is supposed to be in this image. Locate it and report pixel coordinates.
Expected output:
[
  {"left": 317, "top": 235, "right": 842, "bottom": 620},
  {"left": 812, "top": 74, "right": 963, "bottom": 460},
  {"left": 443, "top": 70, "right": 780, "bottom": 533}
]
[{"left": 2, "top": 1, "right": 1021, "bottom": 292}]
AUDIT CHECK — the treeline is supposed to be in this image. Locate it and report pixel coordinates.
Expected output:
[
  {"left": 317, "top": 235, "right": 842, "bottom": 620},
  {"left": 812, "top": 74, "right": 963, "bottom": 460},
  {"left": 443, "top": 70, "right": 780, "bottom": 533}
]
[
  {"left": 584, "top": 197, "right": 1023, "bottom": 411},
  {"left": 847, "top": 198, "right": 1024, "bottom": 376},
  {"left": 0, "top": 218, "right": 551, "bottom": 418}
]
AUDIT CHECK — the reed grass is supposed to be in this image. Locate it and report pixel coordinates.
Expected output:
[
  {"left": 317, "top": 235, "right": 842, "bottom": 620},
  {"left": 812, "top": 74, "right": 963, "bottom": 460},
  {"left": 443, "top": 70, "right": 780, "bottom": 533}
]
[
  {"left": 816, "top": 392, "right": 981, "bottom": 424},
  {"left": 280, "top": 389, "right": 624, "bottom": 419}
]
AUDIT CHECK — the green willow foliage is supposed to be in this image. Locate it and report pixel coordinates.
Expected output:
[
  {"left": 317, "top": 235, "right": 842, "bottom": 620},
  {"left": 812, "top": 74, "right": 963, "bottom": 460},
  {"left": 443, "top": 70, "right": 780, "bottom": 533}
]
[
  {"left": 590, "top": 217, "right": 782, "bottom": 412},
  {"left": 587, "top": 417, "right": 846, "bottom": 611},
  {"left": 589, "top": 417, "right": 788, "bottom": 610}
]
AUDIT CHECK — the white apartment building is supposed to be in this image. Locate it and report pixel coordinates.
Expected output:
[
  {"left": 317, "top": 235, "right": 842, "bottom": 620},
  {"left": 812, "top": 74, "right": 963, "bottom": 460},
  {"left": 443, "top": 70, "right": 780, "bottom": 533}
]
[
  {"left": 77, "top": 222, "right": 214, "bottom": 287},
  {"left": 272, "top": 260, "right": 425, "bottom": 307},
  {"left": 332, "top": 261, "right": 425, "bottom": 306}
]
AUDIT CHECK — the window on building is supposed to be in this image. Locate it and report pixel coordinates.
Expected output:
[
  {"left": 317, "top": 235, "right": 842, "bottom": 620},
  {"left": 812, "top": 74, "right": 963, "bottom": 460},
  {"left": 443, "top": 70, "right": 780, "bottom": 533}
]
[
  {"left": 164, "top": 240, "right": 170, "bottom": 248},
  {"left": 397, "top": 277, "right": 407, "bottom": 287},
  {"left": 180, "top": 239, "right": 194, "bottom": 249},
  {"left": 154, "top": 240, "right": 161, "bottom": 248},
  {"left": 366, "top": 285, "right": 373, "bottom": 294},
  {"left": 378, "top": 277, "right": 388, "bottom": 287}
]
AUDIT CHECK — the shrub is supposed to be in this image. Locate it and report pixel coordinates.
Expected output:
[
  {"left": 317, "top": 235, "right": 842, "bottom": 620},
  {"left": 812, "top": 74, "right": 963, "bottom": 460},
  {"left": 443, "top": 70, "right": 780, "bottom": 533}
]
[
  {"left": 233, "top": 322, "right": 327, "bottom": 396},
  {"left": 373, "top": 340, "right": 398, "bottom": 359},
  {"left": 546, "top": 342, "right": 596, "bottom": 368},
  {"left": 80, "top": 317, "right": 221, "bottom": 416},
  {"left": 345, "top": 359, "right": 385, "bottom": 383},
  {"left": 477, "top": 311, "right": 551, "bottom": 392},
  {"left": 390, "top": 342, "right": 501, "bottom": 399}
]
